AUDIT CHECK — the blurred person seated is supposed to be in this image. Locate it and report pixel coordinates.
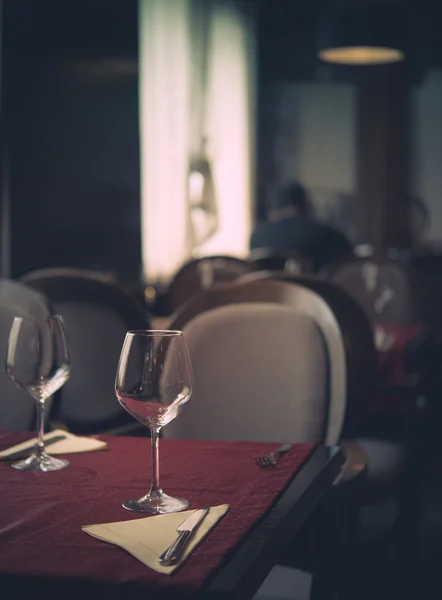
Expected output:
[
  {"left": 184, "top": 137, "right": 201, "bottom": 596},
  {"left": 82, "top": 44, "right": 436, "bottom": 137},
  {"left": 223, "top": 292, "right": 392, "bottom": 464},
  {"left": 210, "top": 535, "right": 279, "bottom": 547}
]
[{"left": 250, "top": 182, "right": 353, "bottom": 272}]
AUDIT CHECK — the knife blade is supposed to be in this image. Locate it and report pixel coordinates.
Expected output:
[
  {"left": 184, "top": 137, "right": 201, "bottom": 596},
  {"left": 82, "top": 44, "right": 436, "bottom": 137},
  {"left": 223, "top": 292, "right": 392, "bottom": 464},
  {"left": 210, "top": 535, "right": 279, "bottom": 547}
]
[
  {"left": 1, "top": 434, "right": 68, "bottom": 460},
  {"left": 159, "top": 507, "right": 210, "bottom": 566}
]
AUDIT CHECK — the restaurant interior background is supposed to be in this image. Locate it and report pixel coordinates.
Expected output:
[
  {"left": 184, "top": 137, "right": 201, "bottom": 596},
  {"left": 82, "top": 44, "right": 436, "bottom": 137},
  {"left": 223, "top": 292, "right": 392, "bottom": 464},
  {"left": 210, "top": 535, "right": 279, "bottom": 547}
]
[
  {"left": 2, "top": 0, "right": 442, "bottom": 289},
  {"left": 3, "top": 1, "right": 442, "bottom": 598}
]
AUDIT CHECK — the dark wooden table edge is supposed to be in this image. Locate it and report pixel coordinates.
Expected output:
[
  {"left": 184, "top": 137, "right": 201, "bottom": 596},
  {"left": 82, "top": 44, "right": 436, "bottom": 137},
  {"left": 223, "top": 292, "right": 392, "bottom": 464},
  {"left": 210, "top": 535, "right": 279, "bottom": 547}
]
[{"left": 202, "top": 445, "right": 344, "bottom": 599}]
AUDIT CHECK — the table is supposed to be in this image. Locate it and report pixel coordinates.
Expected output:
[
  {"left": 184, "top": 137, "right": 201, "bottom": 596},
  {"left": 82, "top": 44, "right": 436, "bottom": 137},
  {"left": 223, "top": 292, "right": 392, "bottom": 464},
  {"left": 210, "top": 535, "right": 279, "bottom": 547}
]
[
  {"left": 0, "top": 433, "right": 343, "bottom": 599},
  {"left": 369, "top": 322, "right": 435, "bottom": 417}
]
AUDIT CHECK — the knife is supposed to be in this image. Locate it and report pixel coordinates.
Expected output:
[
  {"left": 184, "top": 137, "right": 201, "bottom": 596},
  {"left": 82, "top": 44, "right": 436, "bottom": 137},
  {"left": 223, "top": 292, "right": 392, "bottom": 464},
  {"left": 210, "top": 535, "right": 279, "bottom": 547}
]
[
  {"left": 1, "top": 434, "right": 68, "bottom": 460},
  {"left": 159, "top": 507, "right": 210, "bottom": 566}
]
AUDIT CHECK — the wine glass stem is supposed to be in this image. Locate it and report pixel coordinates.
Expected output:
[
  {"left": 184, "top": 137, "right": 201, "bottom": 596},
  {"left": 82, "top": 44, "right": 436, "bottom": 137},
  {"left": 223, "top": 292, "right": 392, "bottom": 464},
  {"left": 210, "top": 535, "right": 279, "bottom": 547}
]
[
  {"left": 36, "top": 399, "right": 46, "bottom": 455},
  {"left": 150, "top": 429, "right": 161, "bottom": 493}
]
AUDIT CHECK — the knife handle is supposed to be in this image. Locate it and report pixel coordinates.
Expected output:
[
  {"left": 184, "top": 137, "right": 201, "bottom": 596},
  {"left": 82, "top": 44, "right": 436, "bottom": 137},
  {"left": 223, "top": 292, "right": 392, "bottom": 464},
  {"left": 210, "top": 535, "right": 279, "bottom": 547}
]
[{"left": 159, "top": 529, "right": 193, "bottom": 565}]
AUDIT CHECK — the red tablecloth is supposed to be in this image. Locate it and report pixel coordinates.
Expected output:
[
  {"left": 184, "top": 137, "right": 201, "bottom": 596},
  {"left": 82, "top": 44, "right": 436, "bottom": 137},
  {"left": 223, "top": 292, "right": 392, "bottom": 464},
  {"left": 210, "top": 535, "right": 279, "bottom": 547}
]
[
  {"left": 369, "top": 323, "right": 428, "bottom": 416},
  {"left": 0, "top": 432, "right": 315, "bottom": 596},
  {"left": 376, "top": 323, "right": 426, "bottom": 385}
]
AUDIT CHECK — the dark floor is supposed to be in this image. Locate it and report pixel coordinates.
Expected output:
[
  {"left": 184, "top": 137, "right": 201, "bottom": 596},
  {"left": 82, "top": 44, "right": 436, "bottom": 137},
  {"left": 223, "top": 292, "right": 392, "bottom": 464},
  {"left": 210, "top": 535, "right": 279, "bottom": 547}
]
[
  {"left": 257, "top": 409, "right": 442, "bottom": 600},
  {"left": 358, "top": 446, "right": 442, "bottom": 600}
]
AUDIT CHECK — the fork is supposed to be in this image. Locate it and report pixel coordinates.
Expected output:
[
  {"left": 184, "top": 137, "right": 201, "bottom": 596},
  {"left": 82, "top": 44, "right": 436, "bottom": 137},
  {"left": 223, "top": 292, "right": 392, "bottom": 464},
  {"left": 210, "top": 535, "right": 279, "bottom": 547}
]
[{"left": 253, "top": 443, "right": 293, "bottom": 468}]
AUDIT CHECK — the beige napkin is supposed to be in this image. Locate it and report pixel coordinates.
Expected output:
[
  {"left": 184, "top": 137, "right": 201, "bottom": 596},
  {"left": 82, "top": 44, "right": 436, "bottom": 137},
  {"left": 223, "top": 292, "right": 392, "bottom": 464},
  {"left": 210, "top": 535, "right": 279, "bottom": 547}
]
[
  {"left": 0, "top": 428, "right": 107, "bottom": 459},
  {"left": 82, "top": 504, "right": 229, "bottom": 574}
]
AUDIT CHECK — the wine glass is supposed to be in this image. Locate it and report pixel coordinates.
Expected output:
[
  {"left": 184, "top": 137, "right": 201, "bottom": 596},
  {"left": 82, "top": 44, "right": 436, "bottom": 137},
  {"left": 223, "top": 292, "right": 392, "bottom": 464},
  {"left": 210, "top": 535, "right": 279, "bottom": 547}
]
[
  {"left": 6, "top": 315, "right": 71, "bottom": 472},
  {"left": 115, "top": 330, "right": 194, "bottom": 514}
]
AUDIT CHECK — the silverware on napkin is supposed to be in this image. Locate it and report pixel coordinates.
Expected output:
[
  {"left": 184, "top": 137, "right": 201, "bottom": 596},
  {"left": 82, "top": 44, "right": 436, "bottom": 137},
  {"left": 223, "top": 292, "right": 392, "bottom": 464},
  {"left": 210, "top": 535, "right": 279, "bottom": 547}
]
[
  {"left": 159, "top": 507, "right": 210, "bottom": 566},
  {"left": 1, "top": 434, "right": 68, "bottom": 460}
]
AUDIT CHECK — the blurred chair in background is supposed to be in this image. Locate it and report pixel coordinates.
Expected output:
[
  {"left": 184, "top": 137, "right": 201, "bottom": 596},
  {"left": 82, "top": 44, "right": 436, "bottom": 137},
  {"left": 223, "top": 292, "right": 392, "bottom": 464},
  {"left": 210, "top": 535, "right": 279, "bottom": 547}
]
[
  {"left": 21, "top": 268, "right": 151, "bottom": 434},
  {"left": 324, "top": 257, "right": 420, "bottom": 325},
  {"left": 0, "top": 279, "right": 53, "bottom": 430},
  {"left": 237, "top": 271, "right": 420, "bottom": 567},
  {"left": 166, "top": 255, "right": 254, "bottom": 313},
  {"left": 323, "top": 255, "right": 434, "bottom": 452},
  {"left": 248, "top": 247, "right": 313, "bottom": 274},
  {"left": 21, "top": 267, "right": 119, "bottom": 285},
  {"left": 238, "top": 270, "right": 378, "bottom": 435}
]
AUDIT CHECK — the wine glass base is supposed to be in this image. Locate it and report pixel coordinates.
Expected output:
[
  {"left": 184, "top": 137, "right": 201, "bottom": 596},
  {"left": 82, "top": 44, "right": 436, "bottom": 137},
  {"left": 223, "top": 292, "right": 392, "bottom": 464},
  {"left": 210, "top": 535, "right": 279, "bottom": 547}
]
[
  {"left": 123, "top": 490, "right": 189, "bottom": 515},
  {"left": 11, "top": 452, "right": 69, "bottom": 472}
]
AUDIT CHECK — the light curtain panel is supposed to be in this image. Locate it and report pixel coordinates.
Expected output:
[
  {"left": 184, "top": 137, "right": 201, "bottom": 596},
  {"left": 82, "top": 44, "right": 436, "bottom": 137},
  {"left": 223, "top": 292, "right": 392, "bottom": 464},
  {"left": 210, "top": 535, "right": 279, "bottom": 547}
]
[{"left": 139, "top": 0, "right": 256, "bottom": 283}]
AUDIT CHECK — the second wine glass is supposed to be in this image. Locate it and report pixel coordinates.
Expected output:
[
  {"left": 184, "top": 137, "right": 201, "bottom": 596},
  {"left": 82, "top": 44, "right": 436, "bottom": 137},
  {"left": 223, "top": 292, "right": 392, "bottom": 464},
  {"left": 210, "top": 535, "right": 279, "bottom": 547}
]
[
  {"left": 6, "top": 315, "right": 71, "bottom": 472},
  {"left": 115, "top": 330, "right": 194, "bottom": 514}
]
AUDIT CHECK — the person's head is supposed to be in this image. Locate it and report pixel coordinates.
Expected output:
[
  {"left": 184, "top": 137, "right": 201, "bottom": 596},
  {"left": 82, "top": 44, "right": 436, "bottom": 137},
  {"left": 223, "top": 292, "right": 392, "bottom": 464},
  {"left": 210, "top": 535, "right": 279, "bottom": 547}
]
[{"left": 268, "top": 182, "right": 311, "bottom": 222}]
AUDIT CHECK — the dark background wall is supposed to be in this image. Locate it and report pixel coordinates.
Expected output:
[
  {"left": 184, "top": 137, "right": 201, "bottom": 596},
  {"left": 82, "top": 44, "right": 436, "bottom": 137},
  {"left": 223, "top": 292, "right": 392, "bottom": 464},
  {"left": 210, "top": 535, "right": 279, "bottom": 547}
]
[
  {"left": 2, "top": 0, "right": 442, "bottom": 281},
  {"left": 2, "top": 0, "right": 141, "bottom": 283},
  {"left": 255, "top": 0, "right": 442, "bottom": 251}
]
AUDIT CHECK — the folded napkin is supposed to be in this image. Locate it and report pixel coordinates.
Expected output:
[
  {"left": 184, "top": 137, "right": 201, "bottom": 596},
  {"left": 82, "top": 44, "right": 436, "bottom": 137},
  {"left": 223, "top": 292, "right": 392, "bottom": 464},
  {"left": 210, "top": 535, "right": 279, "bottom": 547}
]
[
  {"left": 0, "top": 428, "right": 107, "bottom": 459},
  {"left": 82, "top": 504, "right": 229, "bottom": 574}
]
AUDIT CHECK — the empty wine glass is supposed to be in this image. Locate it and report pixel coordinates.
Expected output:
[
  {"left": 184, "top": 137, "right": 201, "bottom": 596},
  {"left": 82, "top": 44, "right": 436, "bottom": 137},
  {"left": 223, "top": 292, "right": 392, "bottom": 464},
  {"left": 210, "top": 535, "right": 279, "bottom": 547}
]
[
  {"left": 115, "top": 330, "right": 194, "bottom": 514},
  {"left": 6, "top": 315, "right": 71, "bottom": 471}
]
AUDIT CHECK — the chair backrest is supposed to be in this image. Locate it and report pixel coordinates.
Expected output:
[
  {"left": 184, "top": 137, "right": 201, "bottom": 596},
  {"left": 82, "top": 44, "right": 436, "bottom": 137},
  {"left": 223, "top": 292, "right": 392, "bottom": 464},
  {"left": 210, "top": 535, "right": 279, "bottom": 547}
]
[
  {"left": 20, "top": 267, "right": 118, "bottom": 284},
  {"left": 325, "top": 258, "right": 419, "bottom": 325},
  {"left": 167, "top": 279, "right": 346, "bottom": 445},
  {"left": 248, "top": 248, "right": 312, "bottom": 274},
  {"left": 0, "top": 279, "right": 52, "bottom": 430},
  {"left": 238, "top": 270, "right": 378, "bottom": 435},
  {"left": 166, "top": 256, "right": 255, "bottom": 313},
  {"left": 21, "top": 269, "right": 151, "bottom": 433}
]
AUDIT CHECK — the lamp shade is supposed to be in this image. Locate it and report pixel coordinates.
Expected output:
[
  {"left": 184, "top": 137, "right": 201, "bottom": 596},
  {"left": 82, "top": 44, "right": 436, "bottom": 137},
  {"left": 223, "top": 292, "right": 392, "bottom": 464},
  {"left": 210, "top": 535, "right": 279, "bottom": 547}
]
[{"left": 317, "top": 2, "right": 406, "bottom": 65}]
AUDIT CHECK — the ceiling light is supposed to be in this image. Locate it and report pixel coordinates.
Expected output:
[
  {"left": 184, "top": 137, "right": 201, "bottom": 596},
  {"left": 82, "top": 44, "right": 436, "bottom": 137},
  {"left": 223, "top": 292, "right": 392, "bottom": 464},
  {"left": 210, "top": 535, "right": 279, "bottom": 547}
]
[{"left": 317, "top": 2, "right": 406, "bottom": 65}]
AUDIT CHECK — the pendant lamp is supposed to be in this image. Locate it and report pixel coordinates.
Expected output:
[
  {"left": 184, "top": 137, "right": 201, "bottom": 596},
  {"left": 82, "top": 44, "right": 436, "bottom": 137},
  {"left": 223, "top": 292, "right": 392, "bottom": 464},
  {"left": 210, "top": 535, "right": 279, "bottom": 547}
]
[{"left": 317, "top": 1, "right": 406, "bottom": 65}]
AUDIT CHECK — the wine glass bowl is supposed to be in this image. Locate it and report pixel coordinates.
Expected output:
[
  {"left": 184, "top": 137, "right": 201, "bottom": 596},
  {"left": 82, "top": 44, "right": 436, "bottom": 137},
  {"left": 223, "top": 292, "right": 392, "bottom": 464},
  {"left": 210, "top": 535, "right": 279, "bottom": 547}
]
[
  {"left": 115, "top": 330, "right": 194, "bottom": 514},
  {"left": 6, "top": 316, "right": 71, "bottom": 472}
]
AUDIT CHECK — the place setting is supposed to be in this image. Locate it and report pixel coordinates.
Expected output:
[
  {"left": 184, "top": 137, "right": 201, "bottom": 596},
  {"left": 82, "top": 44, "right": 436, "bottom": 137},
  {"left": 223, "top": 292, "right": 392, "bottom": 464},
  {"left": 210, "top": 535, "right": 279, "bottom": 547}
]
[
  {"left": 0, "top": 313, "right": 336, "bottom": 596},
  {"left": 1, "top": 320, "right": 229, "bottom": 574},
  {"left": 82, "top": 328, "right": 230, "bottom": 573},
  {"left": 0, "top": 315, "right": 108, "bottom": 469}
]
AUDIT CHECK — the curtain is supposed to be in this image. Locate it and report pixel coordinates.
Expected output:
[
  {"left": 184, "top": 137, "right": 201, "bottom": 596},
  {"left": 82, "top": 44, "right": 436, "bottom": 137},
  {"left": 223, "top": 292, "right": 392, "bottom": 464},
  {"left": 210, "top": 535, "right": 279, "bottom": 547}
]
[
  {"left": 187, "top": 0, "right": 218, "bottom": 253},
  {"left": 193, "top": 0, "right": 255, "bottom": 259},
  {"left": 139, "top": 0, "right": 192, "bottom": 283},
  {"left": 139, "top": 0, "right": 255, "bottom": 284}
]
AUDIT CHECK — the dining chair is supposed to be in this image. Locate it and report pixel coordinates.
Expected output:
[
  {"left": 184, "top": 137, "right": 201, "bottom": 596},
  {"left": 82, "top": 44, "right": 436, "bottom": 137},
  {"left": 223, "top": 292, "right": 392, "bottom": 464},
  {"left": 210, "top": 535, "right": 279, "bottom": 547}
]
[
  {"left": 21, "top": 268, "right": 151, "bottom": 434},
  {"left": 237, "top": 271, "right": 419, "bottom": 575},
  {"left": 248, "top": 248, "right": 313, "bottom": 275},
  {"left": 238, "top": 270, "right": 378, "bottom": 436},
  {"left": 166, "top": 279, "right": 346, "bottom": 446},
  {"left": 166, "top": 255, "right": 255, "bottom": 313},
  {"left": 324, "top": 257, "right": 420, "bottom": 325},
  {"left": 166, "top": 276, "right": 374, "bottom": 489},
  {"left": 0, "top": 279, "right": 52, "bottom": 430},
  {"left": 165, "top": 279, "right": 355, "bottom": 599}
]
